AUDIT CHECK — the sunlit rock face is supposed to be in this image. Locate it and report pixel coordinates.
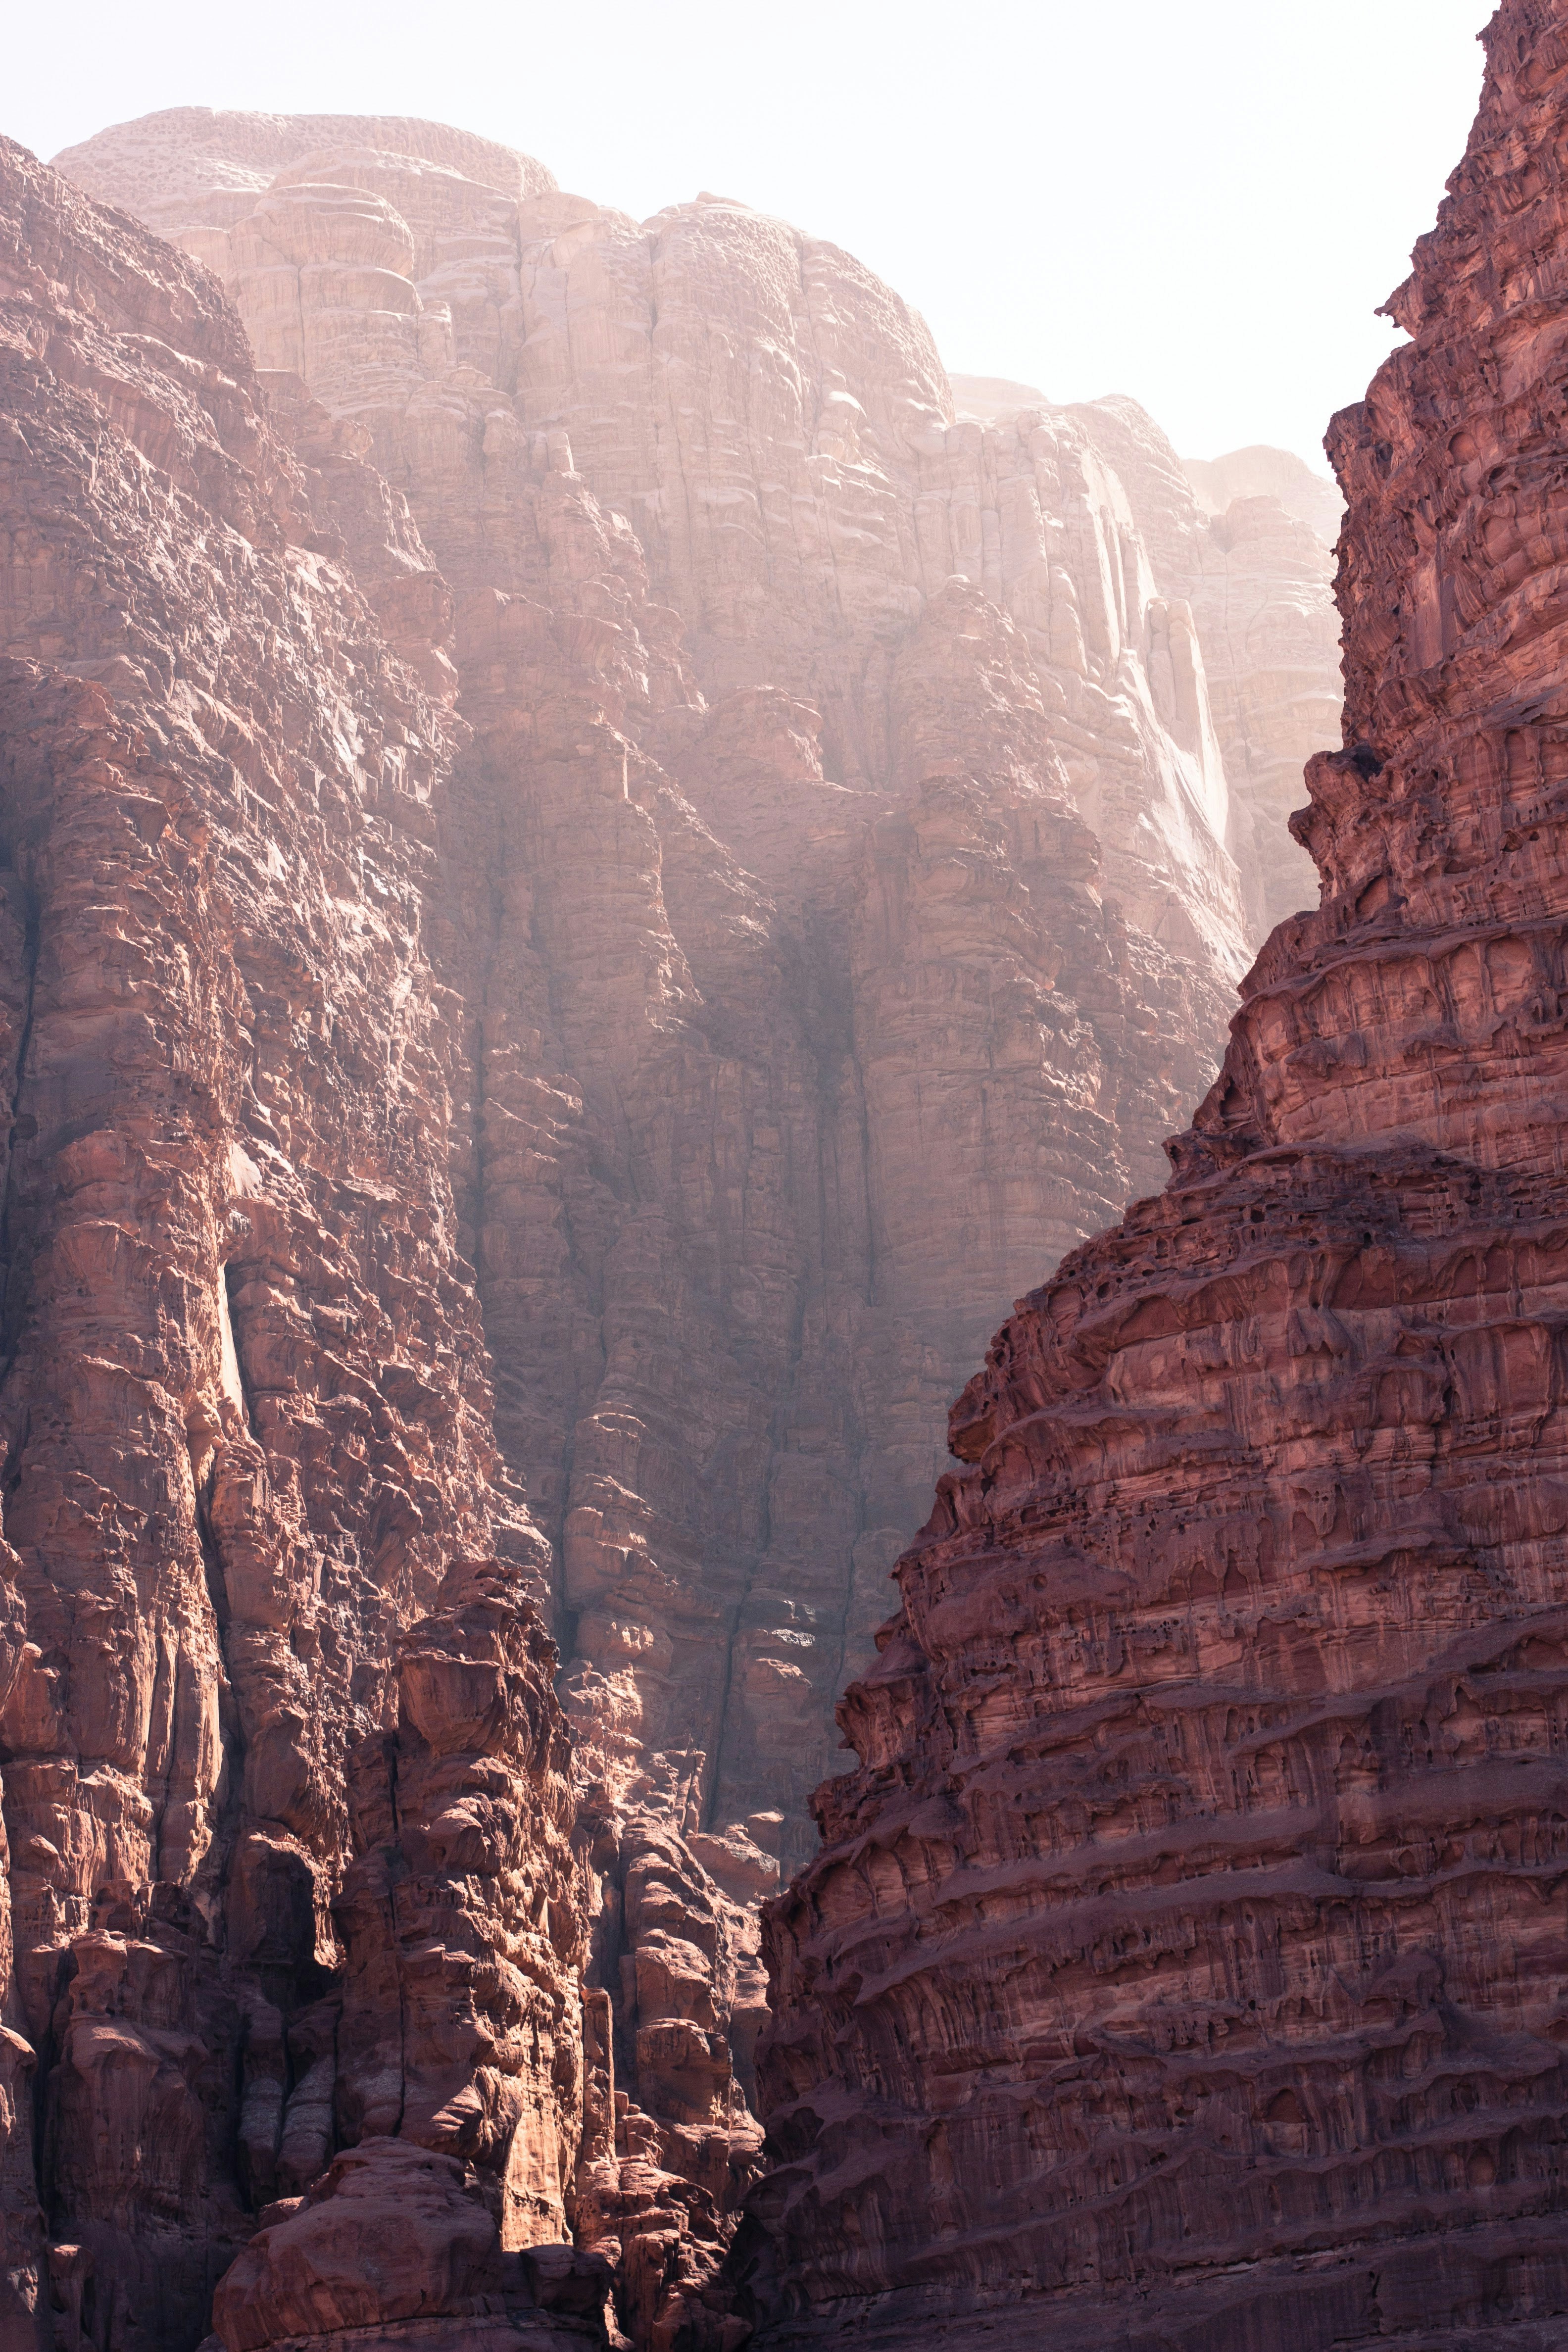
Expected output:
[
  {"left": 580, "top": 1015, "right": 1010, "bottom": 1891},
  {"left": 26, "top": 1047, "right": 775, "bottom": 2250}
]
[
  {"left": 40, "top": 96, "right": 1350, "bottom": 2347},
  {"left": 0, "top": 135, "right": 591, "bottom": 2352},
  {"left": 1180, "top": 441, "right": 1343, "bottom": 937},
  {"left": 954, "top": 376, "right": 1341, "bottom": 939},
  {"left": 1182, "top": 441, "right": 1344, "bottom": 544},
  {"left": 48, "top": 103, "right": 1291, "bottom": 2346},
  {"left": 751, "top": 5, "right": 1568, "bottom": 2347}
]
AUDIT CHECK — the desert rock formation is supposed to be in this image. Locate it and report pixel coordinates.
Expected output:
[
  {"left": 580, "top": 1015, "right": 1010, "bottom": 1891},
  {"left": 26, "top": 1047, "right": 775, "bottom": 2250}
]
[
  {"left": 0, "top": 135, "right": 601, "bottom": 2352},
  {"left": 755, "top": 4, "right": 1568, "bottom": 2346},
  {"left": 4, "top": 76, "right": 1363, "bottom": 2342},
  {"left": 41, "top": 102, "right": 1328, "bottom": 2344},
  {"left": 43, "top": 107, "right": 1339, "bottom": 1841},
  {"left": 1181, "top": 441, "right": 1344, "bottom": 544},
  {"left": 953, "top": 376, "right": 1340, "bottom": 937}
]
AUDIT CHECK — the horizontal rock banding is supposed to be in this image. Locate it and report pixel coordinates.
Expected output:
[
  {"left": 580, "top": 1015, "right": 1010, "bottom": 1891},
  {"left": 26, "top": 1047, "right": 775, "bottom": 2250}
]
[
  {"left": 753, "top": 5, "right": 1568, "bottom": 2346},
  {"left": 48, "top": 100, "right": 1343, "bottom": 2345}
]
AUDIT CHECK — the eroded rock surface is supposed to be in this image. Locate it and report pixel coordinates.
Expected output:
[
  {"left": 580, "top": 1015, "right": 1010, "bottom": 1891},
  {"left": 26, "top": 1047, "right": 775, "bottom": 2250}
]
[
  {"left": 755, "top": 5, "right": 1568, "bottom": 2346},
  {"left": 0, "top": 138, "right": 592, "bottom": 2352},
  {"left": 43, "top": 103, "right": 1317, "bottom": 2344},
  {"left": 952, "top": 377, "right": 1340, "bottom": 937}
]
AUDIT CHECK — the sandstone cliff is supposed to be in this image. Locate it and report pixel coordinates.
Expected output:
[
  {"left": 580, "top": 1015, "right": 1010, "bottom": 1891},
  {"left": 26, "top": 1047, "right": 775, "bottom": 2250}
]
[
  {"left": 6, "top": 78, "right": 1372, "bottom": 2343},
  {"left": 42, "top": 104, "right": 1315, "bottom": 2346},
  {"left": 953, "top": 377, "right": 1341, "bottom": 939},
  {"left": 755, "top": 3, "right": 1568, "bottom": 2345},
  {"left": 0, "top": 135, "right": 606, "bottom": 2352}
]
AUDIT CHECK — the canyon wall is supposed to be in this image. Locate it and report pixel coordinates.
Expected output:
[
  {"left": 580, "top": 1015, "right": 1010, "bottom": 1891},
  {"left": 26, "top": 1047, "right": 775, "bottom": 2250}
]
[
  {"left": 46, "top": 107, "right": 1348, "bottom": 1857},
  {"left": 0, "top": 90, "right": 1351, "bottom": 2346},
  {"left": 952, "top": 376, "right": 1339, "bottom": 937},
  {"left": 754, "top": 3, "right": 1568, "bottom": 2346},
  {"left": 0, "top": 135, "right": 605, "bottom": 2352},
  {"left": 42, "top": 103, "right": 1338, "bottom": 2345}
]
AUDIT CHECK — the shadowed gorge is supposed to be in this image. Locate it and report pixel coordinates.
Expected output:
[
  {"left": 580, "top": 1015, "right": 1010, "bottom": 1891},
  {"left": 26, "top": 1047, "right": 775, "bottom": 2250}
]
[{"left": 31, "top": 97, "right": 1343, "bottom": 2350}]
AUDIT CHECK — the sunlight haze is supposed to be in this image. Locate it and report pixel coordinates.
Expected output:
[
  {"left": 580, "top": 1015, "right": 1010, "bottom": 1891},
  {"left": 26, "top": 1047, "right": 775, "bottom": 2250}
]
[{"left": 11, "top": 0, "right": 1498, "bottom": 472}]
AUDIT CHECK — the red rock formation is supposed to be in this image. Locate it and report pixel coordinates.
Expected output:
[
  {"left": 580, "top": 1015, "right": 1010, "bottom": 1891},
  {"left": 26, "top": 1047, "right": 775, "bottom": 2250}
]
[
  {"left": 30, "top": 85, "right": 1372, "bottom": 2344},
  {"left": 211, "top": 2144, "right": 612, "bottom": 2352},
  {"left": 45, "top": 108, "right": 1282, "bottom": 2345},
  {"left": 0, "top": 138, "right": 596, "bottom": 2352},
  {"left": 754, "top": 6, "right": 1568, "bottom": 2346}
]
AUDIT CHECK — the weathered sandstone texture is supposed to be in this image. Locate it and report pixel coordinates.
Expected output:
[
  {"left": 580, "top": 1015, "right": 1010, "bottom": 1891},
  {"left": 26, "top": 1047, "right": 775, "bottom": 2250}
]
[
  {"left": 0, "top": 139, "right": 601, "bottom": 2352},
  {"left": 952, "top": 378, "right": 1340, "bottom": 937},
  {"left": 41, "top": 100, "right": 1363, "bottom": 2343},
  {"left": 45, "top": 104, "right": 1317, "bottom": 2342},
  {"left": 755, "top": 4, "right": 1568, "bottom": 2346}
]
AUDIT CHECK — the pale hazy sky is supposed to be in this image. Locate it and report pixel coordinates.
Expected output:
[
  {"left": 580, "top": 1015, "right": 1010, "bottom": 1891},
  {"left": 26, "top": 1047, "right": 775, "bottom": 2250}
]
[{"left": 9, "top": 0, "right": 1497, "bottom": 471}]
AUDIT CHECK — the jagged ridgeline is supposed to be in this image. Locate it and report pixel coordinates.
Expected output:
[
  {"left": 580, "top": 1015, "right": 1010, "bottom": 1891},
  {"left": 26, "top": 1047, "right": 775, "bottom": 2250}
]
[{"left": 0, "top": 79, "right": 1338, "bottom": 2352}]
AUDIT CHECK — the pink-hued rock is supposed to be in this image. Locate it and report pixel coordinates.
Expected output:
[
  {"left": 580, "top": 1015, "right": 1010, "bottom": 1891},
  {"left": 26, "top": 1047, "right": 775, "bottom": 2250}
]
[
  {"left": 52, "top": 106, "right": 556, "bottom": 234},
  {"left": 0, "top": 137, "right": 587, "bottom": 2352},
  {"left": 46, "top": 103, "right": 1291, "bottom": 2345},
  {"left": 210, "top": 2143, "right": 610, "bottom": 2352},
  {"left": 953, "top": 379, "right": 1341, "bottom": 940},
  {"left": 1182, "top": 441, "right": 1343, "bottom": 544},
  {"left": 1185, "top": 487, "right": 1339, "bottom": 935},
  {"left": 15, "top": 59, "right": 1420, "bottom": 2352},
  {"left": 753, "top": 4, "right": 1568, "bottom": 2347}
]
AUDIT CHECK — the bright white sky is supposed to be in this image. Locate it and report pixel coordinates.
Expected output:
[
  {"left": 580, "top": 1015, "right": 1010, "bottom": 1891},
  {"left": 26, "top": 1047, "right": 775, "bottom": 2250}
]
[{"left": 9, "top": 0, "right": 1496, "bottom": 471}]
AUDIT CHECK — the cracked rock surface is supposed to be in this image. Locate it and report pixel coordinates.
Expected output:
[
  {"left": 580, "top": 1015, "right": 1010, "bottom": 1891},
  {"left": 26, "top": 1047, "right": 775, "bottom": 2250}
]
[
  {"left": 753, "top": 5, "right": 1568, "bottom": 2346},
  {"left": 44, "top": 100, "right": 1341, "bottom": 2347},
  {"left": 0, "top": 135, "right": 590, "bottom": 2352},
  {"left": 3, "top": 71, "right": 1357, "bottom": 2350}
]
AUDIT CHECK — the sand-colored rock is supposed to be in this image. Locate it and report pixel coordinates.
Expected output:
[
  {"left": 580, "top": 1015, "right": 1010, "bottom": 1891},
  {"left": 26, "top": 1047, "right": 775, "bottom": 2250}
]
[
  {"left": 1182, "top": 440, "right": 1344, "bottom": 544},
  {"left": 1184, "top": 487, "right": 1341, "bottom": 934},
  {"left": 754, "top": 6, "right": 1568, "bottom": 2345},
  {"left": 1066, "top": 394, "right": 1337, "bottom": 939},
  {"left": 53, "top": 106, "right": 555, "bottom": 235}
]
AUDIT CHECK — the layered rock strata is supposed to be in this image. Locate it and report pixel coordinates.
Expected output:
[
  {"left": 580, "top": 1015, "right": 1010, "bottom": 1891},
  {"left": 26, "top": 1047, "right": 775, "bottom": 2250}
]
[
  {"left": 755, "top": 4, "right": 1568, "bottom": 2346},
  {"left": 46, "top": 105, "right": 1310, "bottom": 2340},
  {"left": 0, "top": 139, "right": 596, "bottom": 2352}
]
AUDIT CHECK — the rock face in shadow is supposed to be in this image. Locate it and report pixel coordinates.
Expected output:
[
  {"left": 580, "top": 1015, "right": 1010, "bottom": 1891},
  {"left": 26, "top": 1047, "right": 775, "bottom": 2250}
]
[
  {"left": 752, "top": 6, "right": 1568, "bottom": 2347},
  {"left": 0, "top": 137, "right": 592, "bottom": 2352},
  {"left": 210, "top": 2143, "right": 612, "bottom": 2352},
  {"left": 47, "top": 104, "right": 1320, "bottom": 2347}
]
